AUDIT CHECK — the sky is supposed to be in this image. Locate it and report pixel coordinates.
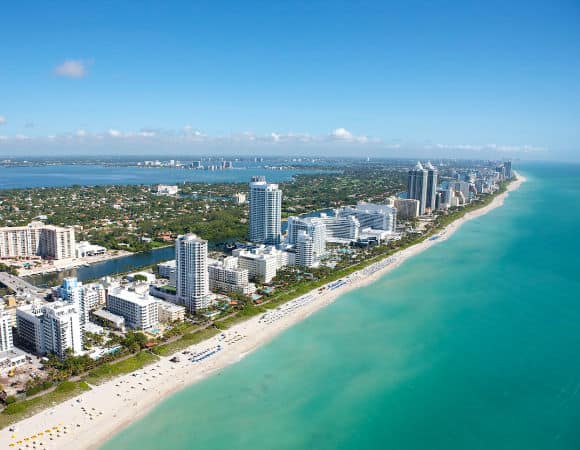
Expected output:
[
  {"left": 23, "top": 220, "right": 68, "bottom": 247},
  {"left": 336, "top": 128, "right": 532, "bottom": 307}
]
[{"left": 0, "top": 0, "right": 579, "bottom": 160}]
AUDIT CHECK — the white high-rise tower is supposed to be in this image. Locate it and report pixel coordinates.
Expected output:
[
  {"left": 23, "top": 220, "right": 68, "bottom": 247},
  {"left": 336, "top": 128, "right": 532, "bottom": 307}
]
[
  {"left": 249, "top": 176, "right": 282, "bottom": 244},
  {"left": 407, "top": 161, "right": 428, "bottom": 215},
  {"left": 176, "top": 234, "right": 209, "bottom": 312}
]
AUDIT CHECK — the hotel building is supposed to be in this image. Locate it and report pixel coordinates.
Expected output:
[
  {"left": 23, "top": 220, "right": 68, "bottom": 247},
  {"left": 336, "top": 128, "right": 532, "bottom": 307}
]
[{"left": 249, "top": 176, "right": 282, "bottom": 244}]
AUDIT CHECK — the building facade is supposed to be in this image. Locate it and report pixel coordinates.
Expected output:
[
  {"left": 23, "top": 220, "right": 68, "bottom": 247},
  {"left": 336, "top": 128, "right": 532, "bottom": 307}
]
[
  {"left": 394, "top": 199, "right": 420, "bottom": 219},
  {"left": 41, "top": 302, "right": 83, "bottom": 359},
  {"left": 425, "top": 161, "right": 438, "bottom": 212},
  {"left": 0, "top": 309, "right": 14, "bottom": 353},
  {"left": 407, "top": 162, "right": 428, "bottom": 215},
  {"left": 338, "top": 203, "right": 397, "bottom": 233},
  {"left": 286, "top": 216, "right": 326, "bottom": 256},
  {"left": 232, "top": 246, "right": 288, "bottom": 283},
  {"left": 175, "top": 234, "right": 210, "bottom": 312},
  {"left": 249, "top": 176, "right": 282, "bottom": 244},
  {"left": 208, "top": 257, "right": 256, "bottom": 295},
  {"left": 107, "top": 287, "right": 159, "bottom": 330},
  {"left": 295, "top": 232, "right": 315, "bottom": 267},
  {"left": 0, "top": 222, "right": 76, "bottom": 260},
  {"left": 318, "top": 213, "right": 360, "bottom": 243}
]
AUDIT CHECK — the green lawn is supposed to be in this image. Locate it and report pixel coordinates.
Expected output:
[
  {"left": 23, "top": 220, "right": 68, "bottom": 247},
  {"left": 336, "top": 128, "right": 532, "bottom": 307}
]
[
  {"left": 152, "top": 328, "right": 220, "bottom": 356},
  {"left": 0, "top": 381, "right": 91, "bottom": 429}
]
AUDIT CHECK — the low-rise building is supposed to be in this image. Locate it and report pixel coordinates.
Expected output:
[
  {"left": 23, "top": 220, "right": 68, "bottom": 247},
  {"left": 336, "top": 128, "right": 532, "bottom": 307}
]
[
  {"left": 92, "top": 309, "right": 126, "bottom": 331},
  {"left": 156, "top": 185, "right": 179, "bottom": 196},
  {"left": 157, "top": 300, "right": 186, "bottom": 323},
  {"left": 76, "top": 241, "right": 106, "bottom": 258}
]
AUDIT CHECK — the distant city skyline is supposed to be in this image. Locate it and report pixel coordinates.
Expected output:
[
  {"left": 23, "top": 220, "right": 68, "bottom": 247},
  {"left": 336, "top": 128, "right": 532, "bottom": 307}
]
[{"left": 1, "top": 1, "right": 579, "bottom": 161}]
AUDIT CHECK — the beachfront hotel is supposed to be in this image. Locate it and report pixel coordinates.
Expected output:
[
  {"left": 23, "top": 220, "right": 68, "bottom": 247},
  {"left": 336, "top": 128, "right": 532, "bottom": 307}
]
[
  {"left": 208, "top": 256, "right": 257, "bottom": 295},
  {"left": 249, "top": 176, "right": 282, "bottom": 245},
  {"left": 107, "top": 287, "right": 160, "bottom": 331},
  {"left": 42, "top": 301, "right": 83, "bottom": 359},
  {"left": 232, "top": 246, "right": 289, "bottom": 283},
  {"left": 295, "top": 231, "right": 315, "bottom": 267},
  {"left": 286, "top": 216, "right": 327, "bottom": 257},
  {"left": 338, "top": 203, "right": 397, "bottom": 233},
  {"left": 0, "top": 221, "right": 76, "bottom": 260},
  {"left": 175, "top": 234, "right": 210, "bottom": 312},
  {"left": 16, "top": 302, "right": 83, "bottom": 359}
]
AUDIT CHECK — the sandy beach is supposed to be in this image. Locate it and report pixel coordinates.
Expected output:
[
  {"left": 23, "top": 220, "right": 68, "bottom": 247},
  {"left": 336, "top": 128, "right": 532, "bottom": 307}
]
[{"left": 0, "top": 174, "right": 525, "bottom": 450}]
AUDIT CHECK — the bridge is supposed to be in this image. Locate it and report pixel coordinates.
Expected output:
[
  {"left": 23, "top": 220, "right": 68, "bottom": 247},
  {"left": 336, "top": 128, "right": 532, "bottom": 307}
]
[{"left": 0, "top": 271, "right": 44, "bottom": 297}]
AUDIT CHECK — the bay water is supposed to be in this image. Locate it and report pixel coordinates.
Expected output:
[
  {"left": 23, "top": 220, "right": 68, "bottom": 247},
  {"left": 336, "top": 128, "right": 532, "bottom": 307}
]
[{"left": 102, "top": 162, "right": 580, "bottom": 450}]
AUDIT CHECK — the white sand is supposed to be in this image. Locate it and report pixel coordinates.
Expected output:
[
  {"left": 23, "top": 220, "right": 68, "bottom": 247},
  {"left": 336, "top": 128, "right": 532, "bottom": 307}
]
[{"left": 0, "top": 174, "right": 525, "bottom": 450}]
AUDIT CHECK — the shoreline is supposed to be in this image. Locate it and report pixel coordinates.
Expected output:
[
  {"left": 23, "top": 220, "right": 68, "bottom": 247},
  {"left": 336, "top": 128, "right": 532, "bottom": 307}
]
[
  {"left": 16, "top": 250, "right": 134, "bottom": 278},
  {"left": 0, "top": 174, "right": 525, "bottom": 450}
]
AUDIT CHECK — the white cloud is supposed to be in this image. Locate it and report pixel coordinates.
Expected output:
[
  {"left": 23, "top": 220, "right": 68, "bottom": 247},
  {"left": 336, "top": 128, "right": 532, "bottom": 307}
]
[
  {"left": 0, "top": 126, "right": 380, "bottom": 150},
  {"left": 331, "top": 127, "right": 354, "bottom": 140},
  {"left": 107, "top": 129, "right": 122, "bottom": 138},
  {"left": 53, "top": 59, "right": 90, "bottom": 78},
  {"left": 0, "top": 116, "right": 6, "bottom": 125},
  {"left": 428, "top": 143, "right": 544, "bottom": 153}
]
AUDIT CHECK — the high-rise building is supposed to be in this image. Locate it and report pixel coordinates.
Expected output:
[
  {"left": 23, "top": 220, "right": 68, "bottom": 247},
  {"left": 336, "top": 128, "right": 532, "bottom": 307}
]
[
  {"left": 0, "top": 221, "right": 76, "bottom": 260},
  {"left": 56, "top": 277, "right": 106, "bottom": 333},
  {"left": 249, "top": 176, "right": 282, "bottom": 244},
  {"left": 504, "top": 161, "right": 512, "bottom": 179},
  {"left": 286, "top": 217, "right": 326, "bottom": 256},
  {"left": 175, "top": 234, "right": 209, "bottom": 312},
  {"left": 41, "top": 301, "right": 83, "bottom": 359},
  {"left": 16, "top": 301, "right": 83, "bottom": 358},
  {"left": 425, "top": 161, "right": 438, "bottom": 212},
  {"left": 394, "top": 199, "right": 420, "bottom": 219},
  {"left": 0, "top": 308, "right": 14, "bottom": 353},
  {"left": 107, "top": 287, "right": 160, "bottom": 330},
  {"left": 16, "top": 303, "right": 45, "bottom": 354},
  {"left": 295, "top": 232, "right": 315, "bottom": 267},
  {"left": 407, "top": 162, "right": 428, "bottom": 215}
]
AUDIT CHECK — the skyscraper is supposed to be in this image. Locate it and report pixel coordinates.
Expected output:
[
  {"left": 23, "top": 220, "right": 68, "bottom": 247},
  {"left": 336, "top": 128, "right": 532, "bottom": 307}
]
[
  {"left": 407, "top": 161, "right": 428, "bottom": 214},
  {"left": 504, "top": 160, "right": 512, "bottom": 179},
  {"left": 249, "top": 176, "right": 282, "bottom": 244},
  {"left": 176, "top": 234, "right": 209, "bottom": 312},
  {"left": 295, "top": 231, "right": 315, "bottom": 267},
  {"left": 425, "top": 161, "right": 438, "bottom": 212}
]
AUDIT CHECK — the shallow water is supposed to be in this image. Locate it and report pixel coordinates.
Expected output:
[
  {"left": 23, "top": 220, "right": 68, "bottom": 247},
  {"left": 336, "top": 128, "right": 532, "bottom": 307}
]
[{"left": 102, "top": 162, "right": 580, "bottom": 450}]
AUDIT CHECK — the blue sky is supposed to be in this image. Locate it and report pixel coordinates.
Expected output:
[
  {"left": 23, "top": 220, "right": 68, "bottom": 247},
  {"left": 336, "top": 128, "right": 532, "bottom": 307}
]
[{"left": 0, "top": 0, "right": 579, "bottom": 160}]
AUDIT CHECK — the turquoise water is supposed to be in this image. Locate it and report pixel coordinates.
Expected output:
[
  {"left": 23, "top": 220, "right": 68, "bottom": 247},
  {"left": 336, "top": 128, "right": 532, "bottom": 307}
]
[{"left": 102, "top": 162, "right": 580, "bottom": 450}]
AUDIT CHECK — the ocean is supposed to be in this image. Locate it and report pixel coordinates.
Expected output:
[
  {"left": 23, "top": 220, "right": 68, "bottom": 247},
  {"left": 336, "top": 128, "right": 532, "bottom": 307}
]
[{"left": 101, "top": 162, "right": 580, "bottom": 450}]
